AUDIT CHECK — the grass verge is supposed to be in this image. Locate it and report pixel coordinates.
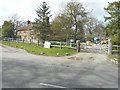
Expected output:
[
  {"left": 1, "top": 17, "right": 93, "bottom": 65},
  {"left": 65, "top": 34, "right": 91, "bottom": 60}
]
[
  {"left": 108, "top": 54, "right": 120, "bottom": 62},
  {"left": 2, "top": 41, "right": 77, "bottom": 56}
]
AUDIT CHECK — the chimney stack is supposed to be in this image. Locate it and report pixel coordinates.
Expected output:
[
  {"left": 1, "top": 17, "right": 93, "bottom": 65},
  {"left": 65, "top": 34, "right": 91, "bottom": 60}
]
[{"left": 27, "top": 20, "right": 31, "bottom": 25}]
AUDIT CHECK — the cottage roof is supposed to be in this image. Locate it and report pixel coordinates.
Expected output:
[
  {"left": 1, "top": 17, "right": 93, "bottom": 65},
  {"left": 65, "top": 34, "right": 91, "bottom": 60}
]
[
  {"left": 17, "top": 20, "right": 33, "bottom": 31},
  {"left": 17, "top": 25, "right": 32, "bottom": 31}
]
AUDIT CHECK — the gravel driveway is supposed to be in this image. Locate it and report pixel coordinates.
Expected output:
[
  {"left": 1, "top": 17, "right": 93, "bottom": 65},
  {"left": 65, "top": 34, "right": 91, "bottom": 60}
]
[{"left": 1, "top": 45, "right": 118, "bottom": 88}]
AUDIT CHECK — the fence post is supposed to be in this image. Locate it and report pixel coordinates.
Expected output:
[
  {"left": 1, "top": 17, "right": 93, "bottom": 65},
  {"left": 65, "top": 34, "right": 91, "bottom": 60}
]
[
  {"left": 60, "top": 41, "right": 62, "bottom": 49},
  {"left": 108, "top": 39, "right": 112, "bottom": 54},
  {"left": 23, "top": 39, "right": 24, "bottom": 43},
  {"left": 76, "top": 40, "right": 80, "bottom": 52}
]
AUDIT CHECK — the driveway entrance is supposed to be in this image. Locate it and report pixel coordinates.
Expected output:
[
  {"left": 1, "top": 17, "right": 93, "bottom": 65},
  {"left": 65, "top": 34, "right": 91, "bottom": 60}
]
[{"left": 1, "top": 45, "right": 118, "bottom": 88}]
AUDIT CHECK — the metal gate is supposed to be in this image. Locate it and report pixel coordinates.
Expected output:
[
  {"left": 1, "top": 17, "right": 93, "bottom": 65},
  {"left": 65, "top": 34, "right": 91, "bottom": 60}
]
[{"left": 80, "top": 44, "right": 108, "bottom": 54}]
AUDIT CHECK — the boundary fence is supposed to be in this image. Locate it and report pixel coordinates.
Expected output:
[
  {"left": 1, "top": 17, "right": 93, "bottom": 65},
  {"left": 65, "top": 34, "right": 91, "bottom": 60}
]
[
  {"left": 107, "top": 39, "right": 120, "bottom": 54},
  {"left": 2, "top": 38, "right": 120, "bottom": 54}
]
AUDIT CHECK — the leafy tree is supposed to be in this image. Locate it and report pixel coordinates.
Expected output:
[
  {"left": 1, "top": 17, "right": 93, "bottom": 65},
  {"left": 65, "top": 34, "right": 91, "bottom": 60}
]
[
  {"left": 63, "top": 1, "right": 88, "bottom": 42},
  {"left": 104, "top": 1, "right": 120, "bottom": 44},
  {"left": 2, "top": 21, "right": 14, "bottom": 38},
  {"left": 35, "top": 2, "right": 52, "bottom": 41},
  {"left": 51, "top": 14, "right": 73, "bottom": 41},
  {"left": 0, "top": 26, "right": 2, "bottom": 37}
]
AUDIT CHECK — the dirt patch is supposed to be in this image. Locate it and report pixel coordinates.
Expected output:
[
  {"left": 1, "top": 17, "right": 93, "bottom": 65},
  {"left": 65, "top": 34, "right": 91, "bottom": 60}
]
[
  {"left": 68, "top": 56, "right": 83, "bottom": 60},
  {"left": 88, "top": 57, "right": 94, "bottom": 60}
]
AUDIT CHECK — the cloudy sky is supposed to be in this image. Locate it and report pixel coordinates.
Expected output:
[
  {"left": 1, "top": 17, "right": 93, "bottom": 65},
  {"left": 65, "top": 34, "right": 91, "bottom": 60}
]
[{"left": 0, "top": 0, "right": 117, "bottom": 25}]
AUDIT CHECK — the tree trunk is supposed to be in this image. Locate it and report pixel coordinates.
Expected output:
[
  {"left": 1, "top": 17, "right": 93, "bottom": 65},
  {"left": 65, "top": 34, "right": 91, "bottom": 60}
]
[
  {"left": 37, "top": 39, "right": 39, "bottom": 46},
  {"left": 74, "top": 17, "right": 77, "bottom": 43},
  {"left": 74, "top": 24, "right": 77, "bottom": 43}
]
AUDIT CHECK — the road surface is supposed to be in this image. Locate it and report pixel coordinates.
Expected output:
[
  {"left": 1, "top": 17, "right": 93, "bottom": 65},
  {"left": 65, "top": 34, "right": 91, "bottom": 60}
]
[{"left": 1, "top": 45, "right": 118, "bottom": 88}]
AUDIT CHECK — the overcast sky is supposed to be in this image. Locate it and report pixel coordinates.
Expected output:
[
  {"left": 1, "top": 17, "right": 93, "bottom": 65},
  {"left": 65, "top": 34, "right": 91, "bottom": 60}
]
[{"left": 0, "top": 0, "right": 117, "bottom": 25}]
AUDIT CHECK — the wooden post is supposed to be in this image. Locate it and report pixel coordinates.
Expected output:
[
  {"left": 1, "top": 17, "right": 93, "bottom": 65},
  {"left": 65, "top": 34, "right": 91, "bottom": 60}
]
[
  {"left": 70, "top": 39, "right": 74, "bottom": 47},
  {"left": 23, "top": 39, "right": 24, "bottom": 43},
  {"left": 60, "top": 41, "right": 62, "bottom": 49},
  {"left": 70, "top": 42, "right": 72, "bottom": 47},
  {"left": 76, "top": 40, "right": 80, "bottom": 52},
  {"left": 37, "top": 39, "right": 39, "bottom": 46},
  {"left": 108, "top": 39, "right": 112, "bottom": 54},
  {"left": 29, "top": 39, "right": 31, "bottom": 45}
]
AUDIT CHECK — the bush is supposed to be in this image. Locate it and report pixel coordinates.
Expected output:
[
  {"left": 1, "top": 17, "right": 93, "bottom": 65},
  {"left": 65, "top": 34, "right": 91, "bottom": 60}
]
[{"left": 111, "top": 33, "right": 120, "bottom": 45}]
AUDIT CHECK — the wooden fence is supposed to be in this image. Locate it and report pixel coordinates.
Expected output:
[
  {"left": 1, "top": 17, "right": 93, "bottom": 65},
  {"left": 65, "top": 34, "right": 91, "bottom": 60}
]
[{"left": 112, "top": 45, "right": 120, "bottom": 53}]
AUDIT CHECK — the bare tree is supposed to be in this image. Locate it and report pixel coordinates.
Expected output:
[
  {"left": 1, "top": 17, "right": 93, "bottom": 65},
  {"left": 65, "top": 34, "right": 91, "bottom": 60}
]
[
  {"left": 84, "top": 17, "right": 97, "bottom": 37},
  {"left": 8, "top": 14, "right": 24, "bottom": 36},
  {"left": 84, "top": 17, "right": 105, "bottom": 40}
]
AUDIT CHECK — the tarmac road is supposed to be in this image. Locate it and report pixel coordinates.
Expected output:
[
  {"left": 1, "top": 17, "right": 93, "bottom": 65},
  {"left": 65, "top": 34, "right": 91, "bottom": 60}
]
[{"left": 1, "top": 45, "right": 118, "bottom": 88}]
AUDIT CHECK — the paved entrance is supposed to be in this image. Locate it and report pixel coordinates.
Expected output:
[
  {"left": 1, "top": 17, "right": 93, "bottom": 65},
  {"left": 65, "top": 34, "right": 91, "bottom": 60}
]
[{"left": 1, "top": 45, "right": 118, "bottom": 88}]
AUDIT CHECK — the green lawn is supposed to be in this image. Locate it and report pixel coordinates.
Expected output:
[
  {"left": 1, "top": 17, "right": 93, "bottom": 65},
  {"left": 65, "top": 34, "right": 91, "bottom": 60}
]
[
  {"left": 2, "top": 41, "right": 77, "bottom": 56},
  {"left": 108, "top": 54, "right": 120, "bottom": 62}
]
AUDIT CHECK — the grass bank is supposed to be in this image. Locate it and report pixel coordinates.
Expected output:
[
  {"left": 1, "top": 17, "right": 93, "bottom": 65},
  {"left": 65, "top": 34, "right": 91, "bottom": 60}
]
[
  {"left": 112, "top": 45, "right": 120, "bottom": 62},
  {"left": 2, "top": 41, "right": 77, "bottom": 56},
  {"left": 108, "top": 54, "right": 120, "bottom": 62}
]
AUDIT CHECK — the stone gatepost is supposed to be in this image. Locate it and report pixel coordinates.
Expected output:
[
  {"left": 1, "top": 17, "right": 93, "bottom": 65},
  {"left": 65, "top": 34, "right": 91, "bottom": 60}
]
[{"left": 108, "top": 39, "right": 112, "bottom": 54}]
